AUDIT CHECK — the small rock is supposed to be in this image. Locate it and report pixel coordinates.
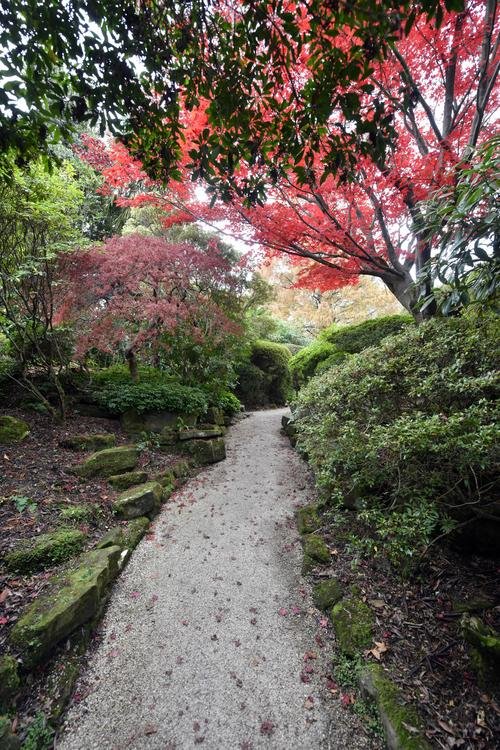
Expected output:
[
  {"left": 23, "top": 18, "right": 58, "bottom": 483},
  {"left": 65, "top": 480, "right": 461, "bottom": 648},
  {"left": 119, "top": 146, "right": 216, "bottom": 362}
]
[
  {"left": 113, "top": 482, "right": 163, "bottom": 519},
  {"left": 108, "top": 470, "right": 148, "bottom": 490},
  {"left": 71, "top": 445, "right": 139, "bottom": 479},
  {"left": 59, "top": 433, "right": 116, "bottom": 451},
  {"left": 0, "top": 416, "right": 29, "bottom": 445}
]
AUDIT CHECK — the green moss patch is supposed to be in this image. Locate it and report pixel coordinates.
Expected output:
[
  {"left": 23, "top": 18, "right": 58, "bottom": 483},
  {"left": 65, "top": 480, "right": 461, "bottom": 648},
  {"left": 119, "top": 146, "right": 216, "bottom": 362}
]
[
  {"left": 113, "top": 481, "right": 162, "bottom": 519},
  {"left": 297, "top": 504, "right": 320, "bottom": 535},
  {"left": 360, "top": 663, "right": 430, "bottom": 750},
  {"left": 95, "top": 527, "right": 125, "bottom": 550},
  {"left": 59, "top": 505, "right": 95, "bottom": 523},
  {"left": 71, "top": 445, "right": 139, "bottom": 479},
  {"left": 461, "top": 614, "right": 500, "bottom": 691},
  {"left": 302, "top": 533, "right": 330, "bottom": 573},
  {"left": 0, "top": 416, "right": 29, "bottom": 445},
  {"left": 9, "top": 546, "right": 121, "bottom": 667},
  {"left": 108, "top": 470, "right": 148, "bottom": 490},
  {"left": 4, "top": 529, "right": 86, "bottom": 574},
  {"left": 331, "top": 597, "right": 374, "bottom": 656},
  {"left": 123, "top": 517, "right": 150, "bottom": 550},
  {"left": 59, "top": 433, "right": 116, "bottom": 451},
  {"left": 0, "top": 655, "right": 20, "bottom": 710},
  {"left": 312, "top": 578, "right": 343, "bottom": 611}
]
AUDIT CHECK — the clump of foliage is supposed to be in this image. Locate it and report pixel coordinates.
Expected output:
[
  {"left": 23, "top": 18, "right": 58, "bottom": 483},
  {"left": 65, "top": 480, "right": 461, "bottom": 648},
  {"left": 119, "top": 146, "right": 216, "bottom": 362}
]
[
  {"left": 290, "top": 315, "right": 411, "bottom": 387},
  {"left": 236, "top": 340, "right": 291, "bottom": 407},
  {"left": 294, "top": 317, "right": 500, "bottom": 568},
  {"left": 91, "top": 366, "right": 208, "bottom": 416},
  {"left": 212, "top": 390, "right": 241, "bottom": 416},
  {"left": 321, "top": 315, "right": 413, "bottom": 353},
  {"left": 289, "top": 340, "right": 341, "bottom": 387}
]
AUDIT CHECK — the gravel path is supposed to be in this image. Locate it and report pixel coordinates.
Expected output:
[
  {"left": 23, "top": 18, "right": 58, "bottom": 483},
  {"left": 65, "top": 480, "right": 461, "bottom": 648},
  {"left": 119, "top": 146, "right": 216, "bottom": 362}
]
[{"left": 58, "top": 409, "right": 372, "bottom": 750}]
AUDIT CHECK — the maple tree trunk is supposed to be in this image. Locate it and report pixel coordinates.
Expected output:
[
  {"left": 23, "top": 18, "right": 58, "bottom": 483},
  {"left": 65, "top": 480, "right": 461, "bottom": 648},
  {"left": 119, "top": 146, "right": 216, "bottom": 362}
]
[{"left": 126, "top": 347, "right": 138, "bottom": 381}]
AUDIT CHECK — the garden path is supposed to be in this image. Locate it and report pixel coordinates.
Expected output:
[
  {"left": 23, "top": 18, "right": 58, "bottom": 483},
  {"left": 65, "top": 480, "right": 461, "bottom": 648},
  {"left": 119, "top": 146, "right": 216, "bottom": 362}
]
[{"left": 58, "top": 409, "right": 370, "bottom": 750}]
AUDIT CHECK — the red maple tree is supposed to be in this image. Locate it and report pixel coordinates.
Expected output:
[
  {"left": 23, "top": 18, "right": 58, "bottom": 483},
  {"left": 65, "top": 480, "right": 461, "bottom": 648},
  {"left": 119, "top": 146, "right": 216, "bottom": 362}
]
[
  {"left": 75, "top": 1, "right": 499, "bottom": 316},
  {"left": 56, "top": 234, "right": 244, "bottom": 377}
]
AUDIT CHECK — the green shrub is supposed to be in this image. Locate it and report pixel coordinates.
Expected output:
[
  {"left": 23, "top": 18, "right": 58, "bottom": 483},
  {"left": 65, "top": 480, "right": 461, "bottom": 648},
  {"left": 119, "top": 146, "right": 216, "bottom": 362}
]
[
  {"left": 94, "top": 381, "right": 208, "bottom": 416},
  {"left": 314, "top": 350, "right": 349, "bottom": 376},
  {"left": 90, "top": 364, "right": 208, "bottom": 416},
  {"left": 294, "top": 317, "right": 500, "bottom": 567},
  {"left": 235, "top": 340, "right": 292, "bottom": 407},
  {"left": 22, "top": 712, "right": 54, "bottom": 750},
  {"left": 320, "top": 314, "right": 413, "bottom": 353},
  {"left": 289, "top": 340, "right": 339, "bottom": 388},
  {"left": 212, "top": 390, "right": 241, "bottom": 415}
]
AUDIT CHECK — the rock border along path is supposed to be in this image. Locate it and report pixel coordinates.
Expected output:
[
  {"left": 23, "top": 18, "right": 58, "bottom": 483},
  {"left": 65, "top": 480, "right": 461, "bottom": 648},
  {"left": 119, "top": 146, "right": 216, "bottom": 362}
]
[{"left": 58, "top": 409, "right": 372, "bottom": 750}]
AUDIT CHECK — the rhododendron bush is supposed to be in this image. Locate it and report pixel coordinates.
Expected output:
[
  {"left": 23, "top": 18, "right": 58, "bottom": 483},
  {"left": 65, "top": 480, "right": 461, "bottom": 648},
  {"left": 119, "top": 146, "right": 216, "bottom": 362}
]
[{"left": 56, "top": 233, "right": 246, "bottom": 390}]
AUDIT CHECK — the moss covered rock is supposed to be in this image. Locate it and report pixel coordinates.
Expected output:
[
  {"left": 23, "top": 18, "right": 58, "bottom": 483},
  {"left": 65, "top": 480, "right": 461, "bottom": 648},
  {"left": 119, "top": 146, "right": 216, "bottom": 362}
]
[
  {"left": 71, "top": 445, "right": 139, "bottom": 479},
  {"left": 113, "top": 481, "right": 162, "bottom": 519},
  {"left": 181, "top": 437, "right": 226, "bottom": 465},
  {"left": 302, "top": 533, "right": 330, "bottom": 573},
  {"left": 59, "top": 433, "right": 116, "bottom": 451},
  {"left": 4, "top": 529, "right": 86, "bottom": 574},
  {"left": 312, "top": 579, "right": 343, "bottom": 611},
  {"left": 171, "top": 460, "right": 192, "bottom": 479},
  {"left": 0, "top": 416, "right": 29, "bottom": 445},
  {"left": 123, "top": 517, "right": 150, "bottom": 550},
  {"left": 0, "top": 716, "right": 21, "bottom": 750},
  {"left": 108, "top": 470, "right": 148, "bottom": 490},
  {"left": 95, "top": 527, "right": 125, "bottom": 550},
  {"left": 0, "top": 656, "right": 20, "bottom": 710},
  {"left": 153, "top": 468, "right": 176, "bottom": 490},
  {"left": 331, "top": 597, "right": 374, "bottom": 656},
  {"left": 206, "top": 407, "right": 225, "bottom": 426},
  {"left": 178, "top": 425, "right": 224, "bottom": 440},
  {"left": 360, "top": 663, "right": 430, "bottom": 750},
  {"left": 9, "top": 546, "right": 121, "bottom": 667},
  {"left": 461, "top": 614, "right": 500, "bottom": 691},
  {"left": 297, "top": 504, "right": 320, "bottom": 535}
]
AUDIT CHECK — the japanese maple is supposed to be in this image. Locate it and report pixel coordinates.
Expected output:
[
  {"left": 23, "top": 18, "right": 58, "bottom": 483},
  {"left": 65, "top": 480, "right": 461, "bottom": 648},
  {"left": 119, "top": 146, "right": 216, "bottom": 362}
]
[{"left": 56, "top": 234, "right": 243, "bottom": 378}]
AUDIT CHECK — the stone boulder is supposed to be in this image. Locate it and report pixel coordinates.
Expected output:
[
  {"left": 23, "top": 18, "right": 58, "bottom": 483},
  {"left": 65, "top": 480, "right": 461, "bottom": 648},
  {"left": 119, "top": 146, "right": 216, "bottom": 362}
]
[
  {"left": 297, "top": 504, "right": 320, "bottom": 535},
  {"left": 181, "top": 437, "right": 226, "bottom": 465},
  {"left": 123, "top": 517, "right": 150, "bottom": 550},
  {"left": 302, "top": 533, "right": 330, "bottom": 573},
  {"left": 461, "top": 614, "right": 500, "bottom": 691},
  {"left": 4, "top": 529, "right": 86, "bottom": 574},
  {"left": 121, "top": 409, "right": 197, "bottom": 435},
  {"left": 178, "top": 425, "right": 224, "bottom": 440},
  {"left": 71, "top": 445, "right": 139, "bottom": 479},
  {"left": 59, "top": 433, "right": 116, "bottom": 451},
  {"left": 205, "top": 407, "right": 225, "bottom": 426},
  {"left": 0, "top": 416, "right": 29, "bottom": 444},
  {"left": 312, "top": 579, "right": 343, "bottom": 611},
  {"left": 10, "top": 546, "right": 122, "bottom": 666},
  {"left": 0, "top": 655, "right": 20, "bottom": 711},
  {"left": 108, "top": 470, "right": 148, "bottom": 490},
  {"left": 113, "top": 481, "right": 163, "bottom": 519}
]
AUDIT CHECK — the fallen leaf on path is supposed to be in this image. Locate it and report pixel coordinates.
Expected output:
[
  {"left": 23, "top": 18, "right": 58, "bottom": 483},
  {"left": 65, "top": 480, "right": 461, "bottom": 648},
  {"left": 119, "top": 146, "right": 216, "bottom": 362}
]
[
  {"left": 304, "top": 696, "right": 315, "bottom": 710},
  {"left": 260, "top": 721, "right": 275, "bottom": 736},
  {"left": 368, "top": 641, "right": 389, "bottom": 660},
  {"left": 144, "top": 723, "right": 158, "bottom": 735},
  {"left": 278, "top": 608, "right": 288, "bottom": 616}
]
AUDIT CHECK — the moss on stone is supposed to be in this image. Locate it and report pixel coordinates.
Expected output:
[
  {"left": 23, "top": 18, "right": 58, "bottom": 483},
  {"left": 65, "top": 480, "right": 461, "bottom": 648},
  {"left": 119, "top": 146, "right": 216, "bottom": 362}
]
[
  {"left": 302, "top": 533, "right": 330, "bottom": 573},
  {"left": 4, "top": 529, "right": 86, "bottom": 574},
  {"left": 360, "top": 663, "right": 430, "bottom": 750},
  {"left": 171, "top": 460, "right": 192, "bottom": 479},
  {"left": 0, "top": 716, "right": 21, "bottom": 750},
  {"left": 312, "top": 579, "right": 343, "bottom": 611},
  {"left": 461, "top": 614, "right": 500, "bottom": 690},
  {"left": 180, "top": 437, "right": 226, "bottom": 465},
  {"left": 59, "top": 505, "right": 95, "bottom": 523},
  {"left": 47, "top": 656, "right": 80, "bottom": 722},
  {"left": 153, "top": 469, "right": 176, "bottom": 489},
  {"left": 123, "top": 517, "right": 150, "bottom": 550},
  {"left": 59, "top": 433, "right": 116, "bottom": 451},
  {"left": 71, "top": 446, "right": 139, "bottom": 479},
  {"left": 297, "top": 504, "right": 321, "bottom": 535},
  {"left": 0, "top": 416, "right": 29, "bottom": 445},
  {"left": 108, "top": 470, "right": 148, "bottom": 490},
  {"left": 113, "top": 481, "right": 162, "bottom": 519},
  {"left": 95, "top": 527, "right": 124, "bottom": 550},
  {"left": 331, "top": 597, "right": 374, "bottom": 656},
  {"left": 178, "top": 426, "right": 224, "bottom": 440},
  {"left": 0, "top": 656, "right": 20, "bottom": 710},
  {"left": 9, "top": 546, "right": 121, "bottom": 667}
]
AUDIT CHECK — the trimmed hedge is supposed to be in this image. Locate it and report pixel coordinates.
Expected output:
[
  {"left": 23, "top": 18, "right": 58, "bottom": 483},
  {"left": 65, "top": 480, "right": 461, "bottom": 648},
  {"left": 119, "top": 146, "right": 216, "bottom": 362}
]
[{"left": 235, "top": 340, "right": 292, "bottom": 407}]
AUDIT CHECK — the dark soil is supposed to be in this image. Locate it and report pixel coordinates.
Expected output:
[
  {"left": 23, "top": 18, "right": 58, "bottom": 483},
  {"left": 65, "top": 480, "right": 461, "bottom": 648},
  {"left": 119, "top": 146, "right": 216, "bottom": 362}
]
[
  {"left": 0, "top": 407, "right": 182, "bottom": 654},
  {"left": 308, "top": 507, "right": 500, "bottom": 750}
]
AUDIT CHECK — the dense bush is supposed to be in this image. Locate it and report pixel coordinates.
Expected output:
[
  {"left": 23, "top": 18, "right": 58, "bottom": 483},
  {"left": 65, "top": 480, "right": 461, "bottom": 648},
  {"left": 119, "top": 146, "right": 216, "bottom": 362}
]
[
  {"left": 212, "top": 390, "right": 242, "bottom": 416},
  {"left": 289, "top": 340, "right": 339, "bottom": 387},
  {"left": 290, "top": 315, "right": 413, "bottom": 388},
  {"left": 235, "top": 340, "right": 292, "bottom": 407},
  {"left": 294, "top": 317, "right": 500, "bottom": 567},
  {"left": 90, "top": 365, "right": 208, "bottom": 415},
  {"left": 321, "top": 314, "right": 413, "bottom": 353}
]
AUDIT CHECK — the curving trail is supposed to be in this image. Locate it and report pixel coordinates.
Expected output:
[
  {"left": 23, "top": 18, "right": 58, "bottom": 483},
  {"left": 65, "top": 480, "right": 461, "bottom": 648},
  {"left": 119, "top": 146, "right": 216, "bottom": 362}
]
[{"left": 58, "top": 409, "right": 371, "bottom": 750}]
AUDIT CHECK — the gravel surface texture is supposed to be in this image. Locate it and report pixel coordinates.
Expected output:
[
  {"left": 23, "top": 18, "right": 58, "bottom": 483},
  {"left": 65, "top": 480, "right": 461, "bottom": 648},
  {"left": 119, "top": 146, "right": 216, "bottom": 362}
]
[{"left": 58, "top": 409, "right": 372, "bottom": 750}]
